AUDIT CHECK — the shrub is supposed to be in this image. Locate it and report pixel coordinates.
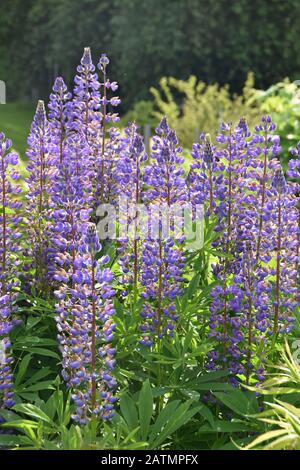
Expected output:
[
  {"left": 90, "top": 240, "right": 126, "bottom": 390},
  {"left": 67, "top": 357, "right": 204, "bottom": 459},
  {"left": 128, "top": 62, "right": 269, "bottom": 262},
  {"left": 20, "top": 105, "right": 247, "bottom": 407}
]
[{"left": 150, "top": 73, "right": 260, "bottom": 147}]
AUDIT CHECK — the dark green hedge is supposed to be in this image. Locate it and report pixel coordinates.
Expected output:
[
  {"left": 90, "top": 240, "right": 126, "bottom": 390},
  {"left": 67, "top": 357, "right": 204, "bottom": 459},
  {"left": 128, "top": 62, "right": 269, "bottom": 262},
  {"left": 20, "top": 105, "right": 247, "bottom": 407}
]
[{"left": 1, "top": 0, "right": 300, "bottom": 109}]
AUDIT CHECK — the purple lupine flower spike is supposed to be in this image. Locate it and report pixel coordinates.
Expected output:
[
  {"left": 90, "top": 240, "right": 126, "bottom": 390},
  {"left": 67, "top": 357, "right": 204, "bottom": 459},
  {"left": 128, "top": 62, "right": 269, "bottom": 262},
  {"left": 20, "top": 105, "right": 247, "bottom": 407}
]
[
  {"left": 71, "top": 47, "right": 100, "bottom": 142},
  {"left": 116, "top": 122, "right": 147, "bottom": 289},
  {"left": 140, "top": 118, "right": 187, "bottom": 346},
  {"left": 95, "top": 52, "right": 121, "bottom": 206},
  {"left": 53, "top": 217, "right": 116, "bottom": 423},
  {"left": 25, "top": 100, "right": 52, "bottom": 292},
  {"left": 48, "top": 76, "right": 72, "bottom": 165},
  {"left": 0, "top": 133, "right": 23, "bottom": 408}
]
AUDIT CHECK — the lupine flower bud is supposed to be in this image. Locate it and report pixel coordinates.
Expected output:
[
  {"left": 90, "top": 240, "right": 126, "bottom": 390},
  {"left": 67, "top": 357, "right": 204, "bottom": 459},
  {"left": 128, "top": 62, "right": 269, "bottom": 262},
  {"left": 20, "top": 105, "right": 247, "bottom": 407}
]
[
  {"left": 204, "top": 134, "right": 213, "bottom": 167},
  {"left": 272, "top": 168, "right": 286, "bottom": 193},
  {"left": 81, "top": 47, "right": 93, "bottom": 67},
  {"left": 85, "top": 224, "right": 101, "bottom": 255}
]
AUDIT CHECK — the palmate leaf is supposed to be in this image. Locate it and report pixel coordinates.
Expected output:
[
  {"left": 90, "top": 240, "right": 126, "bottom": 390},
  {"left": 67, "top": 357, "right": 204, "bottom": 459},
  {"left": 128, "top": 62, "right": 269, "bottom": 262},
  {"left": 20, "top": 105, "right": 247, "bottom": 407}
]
[
  {"left": 198, "top": 420, "right": 257, "bottom": 434},
  {"left": 0, "top": 409, "right": 19, "bottom": 422},
  {"left": 187, "top": 382, "right": 234, "bottom": 391},
  {"left": 149, "top": 400, "right": 203, "bottom": 448},
  {"left": 138, "top": 379, "right": 153, "bottom": 440},
  {"left": 184, "top": 370, "right": 229, "bottom": 382},
  {"left": 51, "top": 389, "right": 71, "bottom": 426},
  {"left": 218, "top": 437, "right": 254, "bottom": 450},
  {"left": 150, "top": 400, "right": 181, "bottom": 437},
  {"left": 119, "top": 382, "right": 205, "bottom": 449},
  {"left": 1, "top": 419, "right": 39, "bottom": 430},
  {"left": 24, "top": 367, "right": 53, "bottom": 385},
  {"left": 26, "top": 347, "right": 60, "bottom": 359},
  {"left": 213, "top": 390, "right": 259, "bottom": 416},
  {"left": 247, "top": 386, "right": 300, "bottom": 395},
  {"left": 261, "top": 375, "right": 294, "bottom": 387},
  {"left": 17, "top": 380, "right": 55, "bottom": 392},
  {"left": 120, "top": 393, "right": 139, "bottom": 430},
  {"left": 13, "top": 336, "right": 58, "bottom": 348},
  {"left": 0, "top": 434, "right": 29, "bottom": 449},
  {"left": 197, "top": 404, "right": 215, "bottom": 427},
  {"left": 273, "top": 399, "right": 300, "bottom": 419},
  {"left": 14, "top": 353, "right": 32, "bottom": 386},
  {"left": 12, "top": 403, "right": 54, "bottom": 425}
]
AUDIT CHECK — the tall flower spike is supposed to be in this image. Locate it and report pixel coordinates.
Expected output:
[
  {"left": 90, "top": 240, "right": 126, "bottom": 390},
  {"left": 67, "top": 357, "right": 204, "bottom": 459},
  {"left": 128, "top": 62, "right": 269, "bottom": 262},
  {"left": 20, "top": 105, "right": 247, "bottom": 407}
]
[
  {"left": 48, "top": 76, "right": 72, "bottom": 165},
  {"left": 188, "top": 132, "right": 224, "bottom": 219},
  {"left": 54, "top": 221, "right": 116, "bottom": 423},
  {"left": 206, "top": 118, "right": 298, "bottom": 385},
  {"left": 0, "top": 133, "right": 23, "bottom": 408},
  {"left": 140, "top": 118, "right": 187, "bottom": 346},
  {"left": 287, "top": 143, "right": 300, "bottom": 180},
  {"left": 272, "top": 168, "right": 286, "bottom": 194},
  {"left": 116, "top": 123, "right": 147, "bottom": 290},
  {"left": 47, "top": 130, "right": 93, "bottom": 283},
  {"left": 270, "top": 165, "right": 298, "bottom": 334},
  {"left": 252, "top": 115, "right": 280, "bottom": 263},
  {"left": 95, "top": 53, "right": 121, "bottom": 206},
  {"left": 71, "top": 47, "right": 100, "bottom": 142},
  {"left": 206, "top": 119, "right": 271, "bottom": 384},
  {"left": 208, "top": 122, "right": 249, "bottom": 366},
  {"left": 25, "top": 100, "right": 51, "bottom": 292},
  {"left": 287, "top": 143, "right": 300, "bottom": 298}
]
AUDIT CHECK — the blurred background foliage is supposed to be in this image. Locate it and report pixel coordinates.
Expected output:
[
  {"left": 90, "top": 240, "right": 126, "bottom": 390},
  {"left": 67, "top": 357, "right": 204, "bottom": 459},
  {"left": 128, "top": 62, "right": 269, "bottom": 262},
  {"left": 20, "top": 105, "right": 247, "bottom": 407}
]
[
  {"left": 150, "top": 73, "right": 259, "bottom": 147},
  {"left": 1, "top": 0, "right": 300, "bottom": 105},
  {"left": 148, "top": 75, "right": 300, "bottom": 151},
  {"left": 0, "top": 0, "right": 300, "bottom": 155}
]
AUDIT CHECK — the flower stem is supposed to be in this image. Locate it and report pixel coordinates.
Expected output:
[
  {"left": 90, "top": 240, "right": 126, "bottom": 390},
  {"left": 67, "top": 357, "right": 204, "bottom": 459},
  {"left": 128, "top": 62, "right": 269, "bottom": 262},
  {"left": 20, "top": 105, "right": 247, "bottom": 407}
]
[
  {"left": 1, "top": 151, "right": 6, "bottom": 292},
  {"left": 91, "top": 256, "right": 97, "bottom": 411},
  {"left": 100, "top": 69, "right": 107, "bottom": 204},
  {"left": 256, "top": 129, "right": 268, "bottom": 264},
  {"left": 274, "top": 192, "right": 282, "bottom": 335}
]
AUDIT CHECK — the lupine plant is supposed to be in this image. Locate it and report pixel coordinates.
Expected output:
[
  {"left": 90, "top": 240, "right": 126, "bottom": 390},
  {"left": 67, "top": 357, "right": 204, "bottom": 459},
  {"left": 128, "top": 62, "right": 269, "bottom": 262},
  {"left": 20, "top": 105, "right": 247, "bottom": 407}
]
[{"left": 0, "top": 48, "right": 299, "bottom": 451}]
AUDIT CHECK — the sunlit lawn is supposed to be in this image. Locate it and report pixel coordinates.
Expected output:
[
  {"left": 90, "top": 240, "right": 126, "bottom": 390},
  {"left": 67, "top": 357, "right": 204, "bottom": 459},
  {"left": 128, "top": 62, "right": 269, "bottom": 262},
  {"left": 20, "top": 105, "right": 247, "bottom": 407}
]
[{"left": 0, "top": 102, "right": 34, "bottom": 158}]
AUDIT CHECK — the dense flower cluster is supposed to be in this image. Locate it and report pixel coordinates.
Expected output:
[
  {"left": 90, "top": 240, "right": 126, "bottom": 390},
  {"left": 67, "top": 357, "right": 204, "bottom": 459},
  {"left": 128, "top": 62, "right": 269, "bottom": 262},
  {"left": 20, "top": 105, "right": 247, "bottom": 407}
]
[
  {"left": 0, "top": 47, "right": 299, "bottom": 418},
  {"left": 204, "top": 116, "right": 299, "bottom": 384}
]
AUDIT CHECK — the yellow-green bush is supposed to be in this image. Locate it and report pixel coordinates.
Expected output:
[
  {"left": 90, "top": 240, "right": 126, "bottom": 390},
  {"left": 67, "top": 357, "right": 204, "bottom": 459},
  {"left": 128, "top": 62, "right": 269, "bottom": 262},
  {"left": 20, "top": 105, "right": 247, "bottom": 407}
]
[{"left": 150, "top": 73, "right": 260, "bottom": 147}]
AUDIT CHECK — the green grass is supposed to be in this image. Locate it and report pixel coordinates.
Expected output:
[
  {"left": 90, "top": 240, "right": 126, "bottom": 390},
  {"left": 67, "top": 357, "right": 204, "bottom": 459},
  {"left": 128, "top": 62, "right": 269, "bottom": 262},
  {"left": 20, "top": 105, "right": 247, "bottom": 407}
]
[{"left": 0, "top": 102, "right": 35, "bottom": 158}]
